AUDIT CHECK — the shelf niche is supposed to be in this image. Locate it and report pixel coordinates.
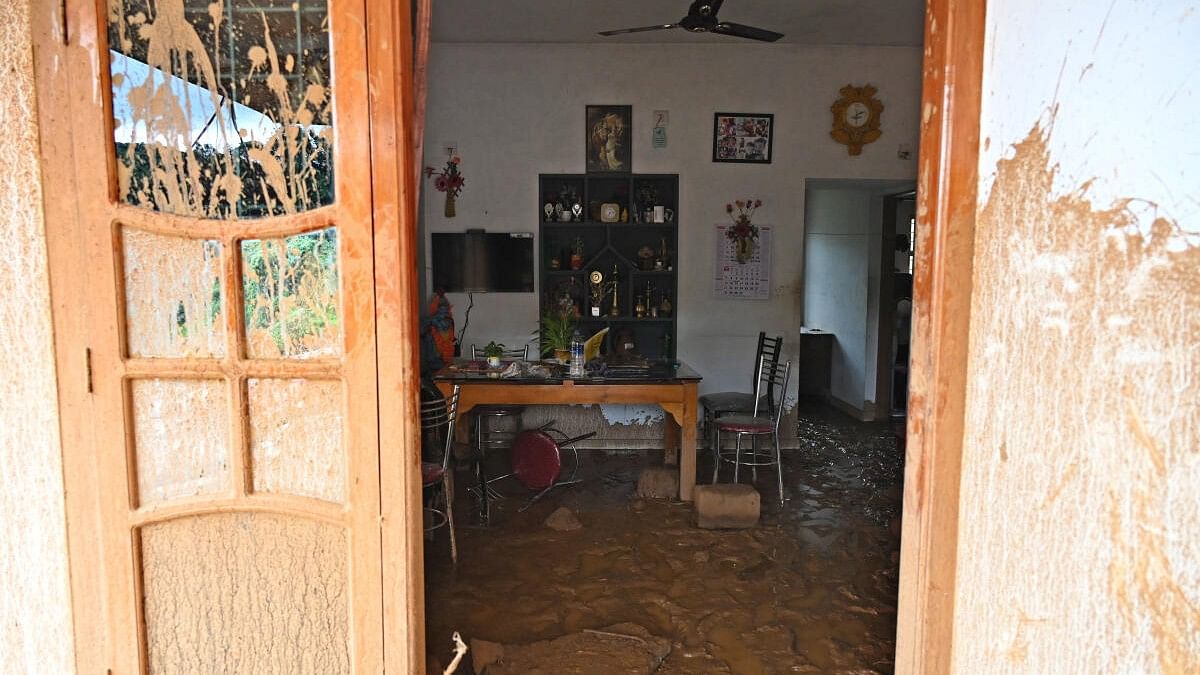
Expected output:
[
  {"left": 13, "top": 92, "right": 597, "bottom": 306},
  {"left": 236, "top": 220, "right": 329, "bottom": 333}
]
[{"left": 538, "top": 173, "right": 679, "bottom": 360}]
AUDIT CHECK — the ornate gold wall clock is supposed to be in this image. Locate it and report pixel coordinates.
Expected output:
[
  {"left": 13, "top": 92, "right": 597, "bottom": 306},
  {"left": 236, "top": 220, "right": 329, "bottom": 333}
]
[{"left": 830, "top": 84, "right": 884, "bottom": 156}]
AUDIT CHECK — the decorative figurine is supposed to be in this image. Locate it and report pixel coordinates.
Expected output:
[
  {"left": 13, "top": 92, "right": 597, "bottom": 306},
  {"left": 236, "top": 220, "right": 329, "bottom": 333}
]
[
  {"left": 571, "top": 203, "right": 583, "bottom": 222},
  {"left": 544, "top": 202, "right": 554, "bottom": 221},
  {"left": 588, "top": 270, "right": 609, "bottom": 317},
  {"left": 609, "top": 265, "right": 620, "bottom": 316}
]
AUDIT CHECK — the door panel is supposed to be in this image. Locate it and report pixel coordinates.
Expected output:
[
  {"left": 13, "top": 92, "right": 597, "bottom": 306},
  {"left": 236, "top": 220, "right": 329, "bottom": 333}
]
[{"left": 65, "top": 0, "right": 385, "bottom": 672}]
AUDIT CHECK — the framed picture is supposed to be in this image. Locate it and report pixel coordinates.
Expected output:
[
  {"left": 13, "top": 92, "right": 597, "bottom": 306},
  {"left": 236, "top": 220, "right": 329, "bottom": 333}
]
[
  {"left": 586, "top": 105, "right": 632, "bottom": 173},
  {"left": 712, "top": 112, "right": 774, "bottom": 163}
]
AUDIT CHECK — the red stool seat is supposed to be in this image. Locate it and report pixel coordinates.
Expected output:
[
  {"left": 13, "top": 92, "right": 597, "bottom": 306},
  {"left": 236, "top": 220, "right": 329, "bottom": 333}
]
[
  {"left": 422, "top": 462, "right": 446, "bottom": 486},
  {"left": 715, "top": 414, "right": 773, "bottom": 433}
]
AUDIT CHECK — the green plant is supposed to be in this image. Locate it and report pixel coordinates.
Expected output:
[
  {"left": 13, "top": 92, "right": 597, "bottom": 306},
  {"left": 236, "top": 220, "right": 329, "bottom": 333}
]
[
  {"left": 534, "top": 311, "right": 578, "bottom": 356},
  {"left": 483, "top": 341, "right": 505, "bottom": 358},
  {"left": 571, "top": 236, "right": 585, "bottom": 256}
]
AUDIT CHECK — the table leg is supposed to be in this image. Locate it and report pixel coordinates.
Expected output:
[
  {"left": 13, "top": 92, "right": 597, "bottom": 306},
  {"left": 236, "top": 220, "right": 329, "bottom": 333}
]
[
  {"left": 679, "top": 384, "right": 698, "bottom": 501},
  {"left": 663, "top": 413, "right": 680, "bottom": 466}
]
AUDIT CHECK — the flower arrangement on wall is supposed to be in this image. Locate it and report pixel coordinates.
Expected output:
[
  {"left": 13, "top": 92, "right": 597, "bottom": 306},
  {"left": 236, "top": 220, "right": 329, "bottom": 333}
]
[
  {"left": 425, "top": 156, "right": 465, "bottom": 217},
  {"left": 726, "top": 198, "right": 762, "bottom": 263}
]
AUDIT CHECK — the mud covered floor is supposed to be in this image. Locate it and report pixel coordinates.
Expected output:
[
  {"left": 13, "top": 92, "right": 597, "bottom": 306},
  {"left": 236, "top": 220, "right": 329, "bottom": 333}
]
[{"left": 425, "top": 402, "right": 904, "bottom": 673}]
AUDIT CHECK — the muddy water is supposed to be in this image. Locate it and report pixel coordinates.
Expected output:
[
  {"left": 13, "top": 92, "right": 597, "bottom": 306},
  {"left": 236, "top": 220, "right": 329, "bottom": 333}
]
[{"left": 425, "top": 404, "right": 904, "bottom": 673}]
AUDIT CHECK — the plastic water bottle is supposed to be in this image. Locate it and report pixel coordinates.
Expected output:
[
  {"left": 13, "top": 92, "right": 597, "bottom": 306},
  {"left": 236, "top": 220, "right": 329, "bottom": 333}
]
[{"left": 570, "top": 330, "right": 585, "bottom": 376}]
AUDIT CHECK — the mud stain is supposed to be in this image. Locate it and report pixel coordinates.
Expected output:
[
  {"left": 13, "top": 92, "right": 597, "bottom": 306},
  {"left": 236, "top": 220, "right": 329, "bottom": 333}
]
[
  {"left": 957, "top": 121, "right": 1200, "bottom": 670},
  {"left": 426, "top": 403, "right": 904, "bottom": 673}
]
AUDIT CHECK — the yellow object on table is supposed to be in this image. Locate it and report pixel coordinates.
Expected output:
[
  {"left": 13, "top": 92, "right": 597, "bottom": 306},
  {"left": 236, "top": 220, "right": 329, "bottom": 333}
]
[{"left": 584, "top": 328, "right": 609, "bottom": 362}]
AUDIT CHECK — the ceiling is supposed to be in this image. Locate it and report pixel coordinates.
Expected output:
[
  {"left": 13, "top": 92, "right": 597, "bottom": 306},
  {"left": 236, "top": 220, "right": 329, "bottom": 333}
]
[{"left": 431, "top": 0, "right": 926, "bottom": 47}]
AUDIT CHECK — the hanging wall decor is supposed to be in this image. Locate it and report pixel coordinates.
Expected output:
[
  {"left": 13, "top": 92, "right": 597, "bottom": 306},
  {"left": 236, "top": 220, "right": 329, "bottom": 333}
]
[
  {"left": 425, "top": 155, "right": 465, "bottom": 217},
  {"left": 586, "top": 105, "right": 632, "bottom": 172},
  {"left": 830, "top": 84, "right": 884, "bottom": 156},
  {"left": 713, "top": 113, "right": 774, "bottom": 163}
]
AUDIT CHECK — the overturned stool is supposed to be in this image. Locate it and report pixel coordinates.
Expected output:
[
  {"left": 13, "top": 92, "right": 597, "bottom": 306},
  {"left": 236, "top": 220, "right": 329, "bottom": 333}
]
[
  {"left": 508, "top": 423, "right": 596, "bottom": 511},
  {"left": 694, "top": 484, "right": 760, "bottom": 529}
]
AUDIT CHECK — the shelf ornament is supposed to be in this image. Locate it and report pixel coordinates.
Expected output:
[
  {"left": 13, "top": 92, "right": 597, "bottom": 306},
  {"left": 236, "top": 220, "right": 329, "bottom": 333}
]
[{"left": 725, "top": 198, "right": 762, "bottom": 264}]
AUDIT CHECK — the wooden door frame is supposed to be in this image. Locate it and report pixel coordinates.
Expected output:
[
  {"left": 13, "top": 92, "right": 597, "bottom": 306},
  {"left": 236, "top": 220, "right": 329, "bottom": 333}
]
[
  {"left": 894, "top": 0, "right": 986, "bottom": 673},
  {"left": 365, "top": 0, "right": 426, "bottom": 672},
  {"left": 34, "top": 0, "right": 424, "bottom": 671}
]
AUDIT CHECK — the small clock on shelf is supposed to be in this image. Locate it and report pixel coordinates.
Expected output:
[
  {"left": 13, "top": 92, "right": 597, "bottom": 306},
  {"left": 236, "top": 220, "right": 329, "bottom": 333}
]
[
  {"left": 830, "top": 84, "right": 884, "bottom": 156},
  {"left": 600, "top": 203, "right": 620, "bottom": 223}
]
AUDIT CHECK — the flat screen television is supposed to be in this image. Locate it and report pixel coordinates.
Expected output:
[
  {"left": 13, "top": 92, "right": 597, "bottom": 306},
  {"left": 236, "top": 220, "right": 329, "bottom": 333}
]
[{"left": 431, "top": 231, "right": 535, "bottom": 292}]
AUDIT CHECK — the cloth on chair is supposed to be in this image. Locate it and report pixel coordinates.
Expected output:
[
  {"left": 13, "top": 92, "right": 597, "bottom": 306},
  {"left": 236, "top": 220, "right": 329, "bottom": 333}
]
[
  {"left": 699, "top": 391, "right": 756, "bottom": 414},
  {"left": 422, "top": 462, "right": 446, "bottom": 485}
]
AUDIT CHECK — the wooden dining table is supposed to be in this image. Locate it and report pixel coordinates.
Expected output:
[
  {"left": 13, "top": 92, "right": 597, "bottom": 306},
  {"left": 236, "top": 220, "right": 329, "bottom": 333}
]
[{"left": 433, "top": 360, "right": 703, "bottom": 501}]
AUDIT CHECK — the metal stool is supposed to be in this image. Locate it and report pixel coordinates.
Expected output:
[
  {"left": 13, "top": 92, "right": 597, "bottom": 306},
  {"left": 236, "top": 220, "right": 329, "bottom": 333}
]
[
  {"left": 713, "top": 356, "right": 792, "bottom": 505},
  {"left": 468, "top": 343, "right": 529, "bottom": 524},
  {"left": 700, "top": 332, "right": 783, "bottom": 451},
  {"left": 421, "top": 385, "right": 460, "bottom": 563}
]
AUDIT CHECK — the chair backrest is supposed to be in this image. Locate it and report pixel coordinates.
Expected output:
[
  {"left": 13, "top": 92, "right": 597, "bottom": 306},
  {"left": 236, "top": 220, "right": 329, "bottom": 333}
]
[
  {"left": 751, "top": 354, "right": 792, "bottom": 431},
  {"left": 751, "top": 332, "right": 784, "bottom": 410},
  {"left": 470, "top": 343, "right": 530, "bottom": 359},
  {"left": 420, "top": 384, "right": 460, "bottom": 471}
]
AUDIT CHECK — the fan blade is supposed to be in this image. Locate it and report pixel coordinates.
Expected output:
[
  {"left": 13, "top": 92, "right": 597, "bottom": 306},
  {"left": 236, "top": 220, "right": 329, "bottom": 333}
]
[
  {"left": 712, "top": 22, "right": 784, "bottom": 42},
  {"left": 598, "top": 23, "right": 677, "bottom": 36}
]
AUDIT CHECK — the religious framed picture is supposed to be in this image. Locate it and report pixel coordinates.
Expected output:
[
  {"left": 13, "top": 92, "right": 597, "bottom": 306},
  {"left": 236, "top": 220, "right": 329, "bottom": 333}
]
[
  {"left": 586, "top": 104, "right": 632, "bottom": 173},
  {"left": 712, "top": 112, "right": 774, "bottom": 163}
]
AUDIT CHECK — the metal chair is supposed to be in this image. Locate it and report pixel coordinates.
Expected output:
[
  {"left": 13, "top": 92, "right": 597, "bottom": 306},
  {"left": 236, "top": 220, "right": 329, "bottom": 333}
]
[
  {"left": 712, "top": 355, "right": 792, "bottom": 505},
  {"left": 700, "top": 332, "right": 783, "bottom": 450},
  {"left": 421, "top": 384, "right": 460, "bottom": 563},
  {"left": 468, "top": 343, "right": 529, "bottom": 525}
]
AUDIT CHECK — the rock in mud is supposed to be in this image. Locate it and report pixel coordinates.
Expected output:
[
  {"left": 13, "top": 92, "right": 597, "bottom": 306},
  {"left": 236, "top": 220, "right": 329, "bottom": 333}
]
[
  {"left": 473, "top": 623, "right": 670, "bottom": 674},
  {"left": 545, "top": 506, "right": 583, "bottom": 531},
  {"left": 636, "top": 466, "right": 679, "bottom": 499},
  {"left": 694, "top": 484, "right": 760, "bottom": 529}
]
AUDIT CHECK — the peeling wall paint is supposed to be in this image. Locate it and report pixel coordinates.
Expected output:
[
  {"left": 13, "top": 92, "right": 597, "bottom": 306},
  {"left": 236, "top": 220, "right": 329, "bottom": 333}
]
[
  {"left": 0, "top": 1, "right": 76, "bottom": 672},
  {"left": 953, "top": 2, "right": 1199, "bottom": 669}
]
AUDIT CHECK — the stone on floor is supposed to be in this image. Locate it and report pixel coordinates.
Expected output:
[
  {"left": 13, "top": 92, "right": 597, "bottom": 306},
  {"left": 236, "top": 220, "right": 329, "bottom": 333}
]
[
  {"left": 472, "top": 623, "right": 670, "bottom": 674},
  {"left": 694, "top": 484, "right": 760, "bottom": 529},
  {"left": 544, "top": 506, "right": 583, "bottom": 531},
  {"left": 635, "top": 466, "right": 679, "bottom": 499}
]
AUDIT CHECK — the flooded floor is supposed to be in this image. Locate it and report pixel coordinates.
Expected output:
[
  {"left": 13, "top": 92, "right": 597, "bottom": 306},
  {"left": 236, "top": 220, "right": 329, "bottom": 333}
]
[{"left": 425, "top": 402, "right": 905, "bottom": 673}]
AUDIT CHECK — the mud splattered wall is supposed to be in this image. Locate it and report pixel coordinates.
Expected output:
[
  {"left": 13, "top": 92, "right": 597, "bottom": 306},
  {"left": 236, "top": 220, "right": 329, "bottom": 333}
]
[
  {"left": 952, "top": 1, "right": 1199, "bottom": 671},
  {"left": 0, "top": 1, "right": 76, "bottom": 672}
]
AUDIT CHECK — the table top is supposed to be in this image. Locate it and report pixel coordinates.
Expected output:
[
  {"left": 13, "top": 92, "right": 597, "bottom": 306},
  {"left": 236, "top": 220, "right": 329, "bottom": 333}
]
[{"left": 433, "top": 359, "right": 702, "bottom": 385}]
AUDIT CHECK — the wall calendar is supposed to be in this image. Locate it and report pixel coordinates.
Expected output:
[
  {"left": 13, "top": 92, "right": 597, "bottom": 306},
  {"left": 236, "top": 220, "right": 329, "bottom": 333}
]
[{"left": 713, "top": 224, "right": 772, "bottom": 299}]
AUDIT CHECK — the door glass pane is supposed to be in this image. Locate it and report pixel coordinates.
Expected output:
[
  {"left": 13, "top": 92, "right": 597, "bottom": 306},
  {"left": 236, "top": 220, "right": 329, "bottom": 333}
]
[
  {"left": 242, "top": 227, "right": 340, "bottom": 358},
  {"left": 131, "top": 378, "right": 230, "bottom": 506},
  {"left": 122, "top": 227, "right": 224, "bottom": 358},
  {"left": 140, "top": 513, "right": 350, "bottom": 674},
  {"left": 108, "top": 0, "right": 334, "bottom": 219},
  {"left": 248, "top": 378, "right": 345, "bottom": 504}
]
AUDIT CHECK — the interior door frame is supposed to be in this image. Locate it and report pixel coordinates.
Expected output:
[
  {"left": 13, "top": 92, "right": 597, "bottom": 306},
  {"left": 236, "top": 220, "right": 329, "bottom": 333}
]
[
  {"left": 894, "top": 0, "right": 986, "bottom": 673},
  {"left": 33, "top": 0, "right": 423, "bottom": 672}
]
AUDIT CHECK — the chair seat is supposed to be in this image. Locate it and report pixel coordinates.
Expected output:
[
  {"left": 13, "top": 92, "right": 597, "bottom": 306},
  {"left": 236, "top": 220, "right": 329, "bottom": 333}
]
[
  {"left": 699, "top": 391, "right": 756, "bottom": 414},
  {"left": 714, "top": 413, "right": 773, "bottom": 433},
  {"left": 422, "top": 462, "right": 446, "bottom": 486}
]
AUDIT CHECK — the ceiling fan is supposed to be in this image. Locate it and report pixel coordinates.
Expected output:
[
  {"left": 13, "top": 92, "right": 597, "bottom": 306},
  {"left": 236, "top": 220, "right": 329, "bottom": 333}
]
[{"left": 598, "top": 0, "right": 784, "bottom": 43}]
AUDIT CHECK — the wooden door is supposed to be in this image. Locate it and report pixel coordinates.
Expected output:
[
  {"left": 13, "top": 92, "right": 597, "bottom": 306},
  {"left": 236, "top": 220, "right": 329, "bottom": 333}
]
[{"left": 36, "top": 0, "right": 415, "bottom": 672}]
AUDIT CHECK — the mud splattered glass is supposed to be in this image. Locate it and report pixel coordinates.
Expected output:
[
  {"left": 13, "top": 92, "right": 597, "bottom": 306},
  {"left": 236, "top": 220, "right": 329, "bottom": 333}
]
[
  {"left": 241, "top": 227, "right": 340, "bottom": 359},
  {"left": 108, "top": 0, "right": 334, "bottom": 218}
]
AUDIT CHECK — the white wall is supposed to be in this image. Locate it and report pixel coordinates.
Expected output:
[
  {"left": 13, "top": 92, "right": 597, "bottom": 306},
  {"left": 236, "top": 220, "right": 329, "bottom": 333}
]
[
  {"left": 951, "top": 0, "right": 1200, "bottom": 671},
  {"left": 422, "top": 43, "right": 921, "bottom": 403},
  {"left": 802, "top": 180, "right": 911, "bottom": 414},
  {"left": 0, "top": 1, "right": 76, "bottom": 672},
  {"left": 803, "top": 187, "right": 871, "bottom": 405}
]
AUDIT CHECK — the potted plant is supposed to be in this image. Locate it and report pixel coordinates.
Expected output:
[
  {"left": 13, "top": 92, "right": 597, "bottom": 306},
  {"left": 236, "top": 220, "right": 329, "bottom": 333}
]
[
  {"left": 482, "top": 341, "right": 505, "bottom": 368},
  {"left": 535, "top": 311, "right": 578, "bottom": 363}
]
